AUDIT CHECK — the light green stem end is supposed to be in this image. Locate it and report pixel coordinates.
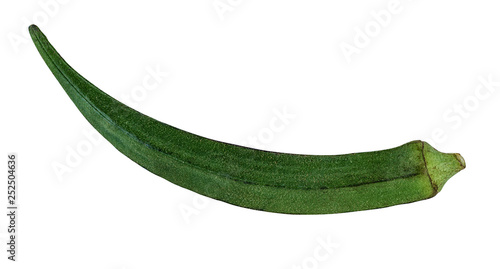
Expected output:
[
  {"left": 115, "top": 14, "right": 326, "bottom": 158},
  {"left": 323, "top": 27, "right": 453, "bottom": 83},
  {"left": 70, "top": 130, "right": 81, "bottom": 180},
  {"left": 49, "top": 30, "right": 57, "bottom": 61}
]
[{"left": 422, "top": 141, "right": 466, "bottom": 194}]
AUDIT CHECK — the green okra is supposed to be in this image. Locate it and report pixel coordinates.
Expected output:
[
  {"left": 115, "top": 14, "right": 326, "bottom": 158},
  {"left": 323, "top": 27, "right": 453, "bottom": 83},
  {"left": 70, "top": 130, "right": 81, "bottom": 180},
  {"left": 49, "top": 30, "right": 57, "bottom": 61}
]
[{"left": 29, "top": 25, "right": 465, "bottom": 214}]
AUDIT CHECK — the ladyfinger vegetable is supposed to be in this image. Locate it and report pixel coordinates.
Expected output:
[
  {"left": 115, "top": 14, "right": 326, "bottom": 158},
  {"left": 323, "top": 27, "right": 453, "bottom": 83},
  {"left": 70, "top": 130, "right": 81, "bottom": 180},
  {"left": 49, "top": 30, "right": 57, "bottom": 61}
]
[{"left": 29, "top": 25, "right": 465, "bottom": 214}]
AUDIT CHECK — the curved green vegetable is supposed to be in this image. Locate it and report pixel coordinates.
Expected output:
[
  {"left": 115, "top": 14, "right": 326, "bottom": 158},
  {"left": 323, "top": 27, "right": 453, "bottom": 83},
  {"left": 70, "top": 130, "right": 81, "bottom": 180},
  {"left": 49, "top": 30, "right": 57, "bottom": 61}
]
[{"left": 29, "top": 25, "right": 465, "bottom": 214}]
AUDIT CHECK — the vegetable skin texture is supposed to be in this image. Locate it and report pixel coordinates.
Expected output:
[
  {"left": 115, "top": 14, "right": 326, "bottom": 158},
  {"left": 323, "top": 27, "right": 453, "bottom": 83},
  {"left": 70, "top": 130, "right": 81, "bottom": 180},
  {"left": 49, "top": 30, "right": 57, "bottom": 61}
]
[{"left": 29, "top": 24, "right": 465, "bottom": 214}]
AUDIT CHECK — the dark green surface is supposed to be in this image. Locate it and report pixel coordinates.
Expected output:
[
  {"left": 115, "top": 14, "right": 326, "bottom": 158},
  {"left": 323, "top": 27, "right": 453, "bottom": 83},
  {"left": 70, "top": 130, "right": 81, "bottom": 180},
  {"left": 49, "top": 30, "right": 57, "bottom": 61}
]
[{"left": 29, "top": 25, "right": 465, "bottom": 214}]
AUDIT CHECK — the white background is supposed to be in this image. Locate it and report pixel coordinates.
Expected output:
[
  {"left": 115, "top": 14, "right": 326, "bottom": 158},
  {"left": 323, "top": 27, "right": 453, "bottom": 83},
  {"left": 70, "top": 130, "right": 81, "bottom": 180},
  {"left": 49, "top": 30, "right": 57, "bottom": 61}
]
[{"left": 1, "top": 0, "right": 499, "bottom": 268}]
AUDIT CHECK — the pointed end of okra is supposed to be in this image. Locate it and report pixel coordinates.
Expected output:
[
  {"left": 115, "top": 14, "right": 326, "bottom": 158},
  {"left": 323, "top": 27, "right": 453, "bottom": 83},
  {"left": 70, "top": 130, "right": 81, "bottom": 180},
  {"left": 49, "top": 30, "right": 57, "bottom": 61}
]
[
  {"left": 421, "top": 141, "right": 466, "bottom": 195},
  {"left": 28, "top": 25, "right": 44, "bottom": 46},
  {"left": 28, "top": 24, "right": 40, "bottom": 37}
]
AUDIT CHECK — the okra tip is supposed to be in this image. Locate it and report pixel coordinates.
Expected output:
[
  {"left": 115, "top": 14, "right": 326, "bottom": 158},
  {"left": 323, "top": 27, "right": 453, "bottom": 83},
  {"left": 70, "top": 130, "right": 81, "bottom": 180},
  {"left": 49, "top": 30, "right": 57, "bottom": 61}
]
[
  {"left": 28, "top": 24, "right": 40, "bottom": 35},
  {"left": 422, "top": 142, "right": 466, "bottom": 194}
]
